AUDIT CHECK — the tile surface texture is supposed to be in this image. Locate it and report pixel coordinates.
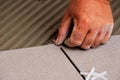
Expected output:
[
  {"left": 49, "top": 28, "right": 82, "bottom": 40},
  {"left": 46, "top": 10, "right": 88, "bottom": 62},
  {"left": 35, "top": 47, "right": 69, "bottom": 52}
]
[
  {"left": 0, "top": 44, "right": 83, "bottom": 80},
  {"left": 63, "top": 35, "right": 120, "bottom": 80}
]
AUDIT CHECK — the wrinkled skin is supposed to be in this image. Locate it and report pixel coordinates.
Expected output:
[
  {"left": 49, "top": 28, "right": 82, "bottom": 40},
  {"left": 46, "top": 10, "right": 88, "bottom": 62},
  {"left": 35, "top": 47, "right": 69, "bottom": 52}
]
[{"left": 54, "top": 0, "right": 114, "bottom": 49}]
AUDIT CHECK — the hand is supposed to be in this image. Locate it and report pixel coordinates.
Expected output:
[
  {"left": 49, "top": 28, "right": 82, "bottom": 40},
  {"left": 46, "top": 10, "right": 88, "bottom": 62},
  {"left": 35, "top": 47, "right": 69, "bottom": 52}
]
[{"left": 54, "top": 0, "right": 114, "bottom": 49}]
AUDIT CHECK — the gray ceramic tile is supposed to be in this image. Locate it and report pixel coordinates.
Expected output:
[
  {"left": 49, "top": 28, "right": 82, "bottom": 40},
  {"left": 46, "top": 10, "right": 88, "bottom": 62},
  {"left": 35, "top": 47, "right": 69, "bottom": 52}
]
[
  {"left": 63, "top": 35, "right": 120, "bottom": 80},
  {"left": 0, "top": 44, "right": 83, "bottom": 80}
]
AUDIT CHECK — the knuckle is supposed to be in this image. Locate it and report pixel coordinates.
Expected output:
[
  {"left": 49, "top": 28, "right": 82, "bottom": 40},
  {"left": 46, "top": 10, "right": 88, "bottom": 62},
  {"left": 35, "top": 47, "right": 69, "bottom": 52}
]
[{"left": 81, "top": 16, "right": 91, "bottom": 25}]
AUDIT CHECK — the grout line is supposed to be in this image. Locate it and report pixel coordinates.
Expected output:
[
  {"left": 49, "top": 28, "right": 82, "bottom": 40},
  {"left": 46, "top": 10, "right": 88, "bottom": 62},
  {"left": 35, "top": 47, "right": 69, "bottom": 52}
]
[{"left": 60, "top": 47, "right": 85, "bottom": 80}]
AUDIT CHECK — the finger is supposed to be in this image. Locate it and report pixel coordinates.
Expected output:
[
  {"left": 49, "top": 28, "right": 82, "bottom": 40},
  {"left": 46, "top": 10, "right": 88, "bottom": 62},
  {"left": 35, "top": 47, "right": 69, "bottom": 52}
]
[
  {"left": 54, "top": 11, "right": 72, "bottom": 45},
  {"left": 65, "top": 20, "right": 88, "bottom": 47},
  {"left": 92, "top": 26, "right": 107, "bottom": 48},
  {"left": 80, "top": 30, "right": 98, "bottom": 49},
  {"left": 101, "top": 25, "right": 113, "bottom": 44}
]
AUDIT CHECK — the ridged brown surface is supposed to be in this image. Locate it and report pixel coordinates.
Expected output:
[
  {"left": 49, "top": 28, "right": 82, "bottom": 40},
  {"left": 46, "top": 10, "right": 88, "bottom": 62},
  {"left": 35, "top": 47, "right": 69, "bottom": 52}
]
[
  {"left": 112, "top": 0, "right": 120, "bottom": 35},
  {"left": 0, "top": 0, "right": 119, "bottom": 51}
]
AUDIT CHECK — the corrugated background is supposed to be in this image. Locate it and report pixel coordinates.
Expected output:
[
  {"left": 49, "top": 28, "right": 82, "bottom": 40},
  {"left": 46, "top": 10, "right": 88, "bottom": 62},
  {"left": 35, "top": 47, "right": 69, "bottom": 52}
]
[{"left": 0, "top": 0, "right": 120, "bottom": 51}]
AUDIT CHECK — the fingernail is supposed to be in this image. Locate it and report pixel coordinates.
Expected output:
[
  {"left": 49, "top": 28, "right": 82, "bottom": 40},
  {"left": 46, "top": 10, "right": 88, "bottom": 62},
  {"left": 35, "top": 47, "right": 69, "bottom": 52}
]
[
  {"left": 91, "top": 45, "right": 96, "bottom": 48},
  {"left": 53, "top": 38, "right": 59, "bottom": 45},
  {"left": 64, "top": 39, "right": 74, "bottom": 47},
  {"left": 64, "top": 39, "right": 68, "bottom": 45},
  {"left": 53, "top": 38, "right": 63, "bottom": 45},
  {"left": 65, "top": 39, "right": 72, "bottom": 47},
  {"left": 85, "top": 46, "right": 91, "bottom": 50}
]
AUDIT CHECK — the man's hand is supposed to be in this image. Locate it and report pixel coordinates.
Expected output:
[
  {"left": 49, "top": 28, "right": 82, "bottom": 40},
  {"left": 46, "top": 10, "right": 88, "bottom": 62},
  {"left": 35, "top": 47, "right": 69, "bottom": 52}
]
[{"left": 54, "top": 0, "right": 114, "bottom": 49}]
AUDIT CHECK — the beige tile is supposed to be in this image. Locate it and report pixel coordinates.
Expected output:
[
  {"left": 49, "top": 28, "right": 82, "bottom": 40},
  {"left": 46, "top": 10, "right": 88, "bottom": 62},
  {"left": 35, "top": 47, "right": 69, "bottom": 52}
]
[
  {"left": 0, "top": 44, "right": 83, "bottom": 80},
  {"left": 63, "top": 35, "right": 120, "bottom": 80}
]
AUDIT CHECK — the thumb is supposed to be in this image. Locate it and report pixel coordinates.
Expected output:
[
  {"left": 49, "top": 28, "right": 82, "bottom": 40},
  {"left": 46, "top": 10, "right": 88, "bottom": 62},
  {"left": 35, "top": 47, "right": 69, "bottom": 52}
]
[{"left": 54, "top": 11, "right": 71, "bottom": 45}]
